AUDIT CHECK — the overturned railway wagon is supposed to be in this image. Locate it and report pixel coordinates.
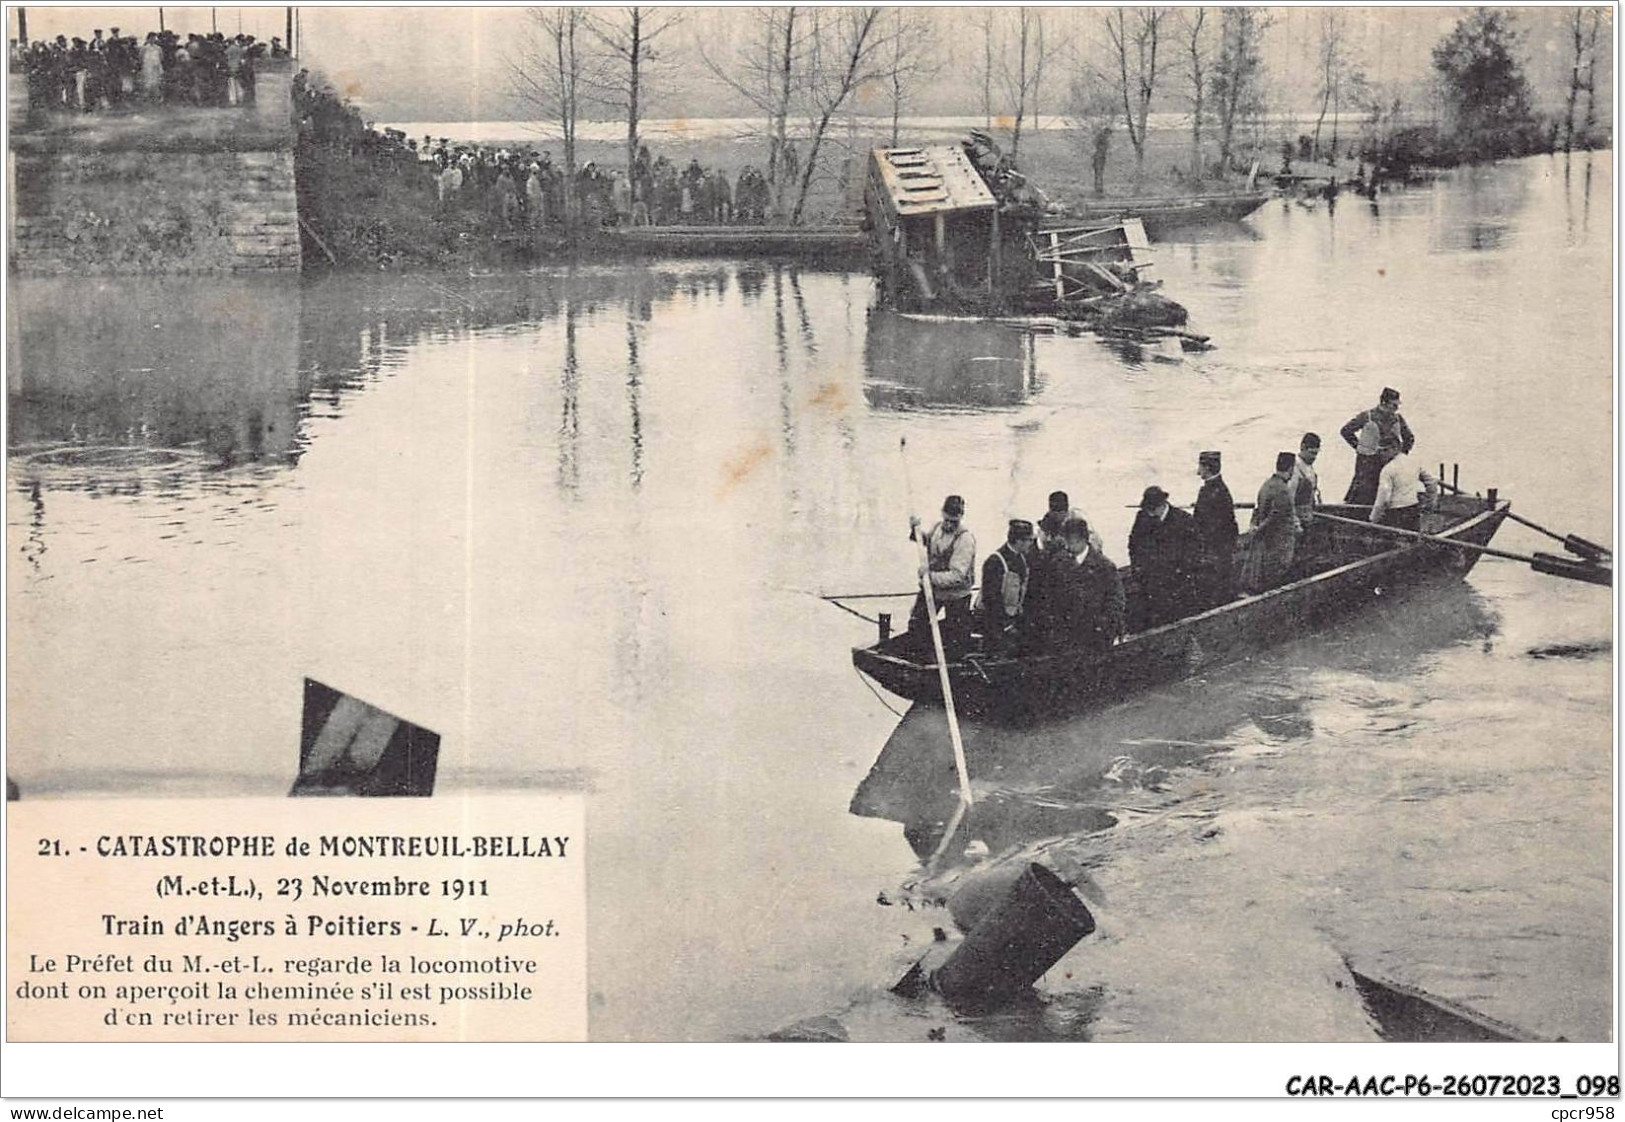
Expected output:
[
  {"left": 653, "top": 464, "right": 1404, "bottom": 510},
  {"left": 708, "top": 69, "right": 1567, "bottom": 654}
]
[{"left": 865, "top": 143, "right": 1190, "bottom": 334}]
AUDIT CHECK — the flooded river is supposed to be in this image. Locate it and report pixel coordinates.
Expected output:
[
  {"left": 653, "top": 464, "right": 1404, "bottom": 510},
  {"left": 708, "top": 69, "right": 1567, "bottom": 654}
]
[{"left": 7, "top": 152, "right": 1613, "bottom": 1041}]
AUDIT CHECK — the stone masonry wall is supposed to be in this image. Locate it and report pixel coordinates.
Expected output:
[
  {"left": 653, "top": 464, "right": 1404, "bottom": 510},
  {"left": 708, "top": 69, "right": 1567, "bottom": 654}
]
[
  {"left": 9, "top": 62, "right": 300, "bottom": 275},
  {"left": 11, "top": 147, "right": 298, "bottom": 274}
]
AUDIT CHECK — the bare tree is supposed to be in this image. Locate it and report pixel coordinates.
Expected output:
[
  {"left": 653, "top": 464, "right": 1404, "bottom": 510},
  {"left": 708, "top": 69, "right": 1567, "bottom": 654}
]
[
  {"left": 698, "top": 7, "right": 808, "bottom": 220},
  {"left": 880, "top": 7, "right": 939, "bottom": 146},
  {"left": 1312, "top": 9, "right": 1357, "bottom": 162},
  {"left": 586, "top": 7, "right": 683, "bottom": 178},
  {"left": 511, "top": 7, "right": 597, "bottom": 227},
  {"left": 1211, "top": 7, "right": 1268, "bottom": 174},
  {"left": 1180, "top": 7, "right": 1210, "bottom": 180},
  {"left": 788, "top": 6, "right": 887, "bottom": 223},
  {"left": 1581, "top": 11, "right": 1606, "bottom": 148},
  {"left": 975, "top": 8, "right": 999, "bottom": 129},
  {"left": 1564, "top": 8, "right": 1603, "bottom": 152},
  {"left": 1105, "top": 6, "right": 1166, "bottom": 185},
  {"left": 998, "top": 7, "right": 1054, "bottom": 159}
]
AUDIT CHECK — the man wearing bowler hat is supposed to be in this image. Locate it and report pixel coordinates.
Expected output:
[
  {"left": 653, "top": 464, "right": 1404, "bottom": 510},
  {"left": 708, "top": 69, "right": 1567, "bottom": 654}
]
[
  {"left": 1128, "top": 484, "right": 1200, "bottom": 628},
  {"left": 1340, "top": 387, "right": 1415, "bottom": 506},
  {"left": 908, "top": 495, "right": 977, "bottom": 659}
]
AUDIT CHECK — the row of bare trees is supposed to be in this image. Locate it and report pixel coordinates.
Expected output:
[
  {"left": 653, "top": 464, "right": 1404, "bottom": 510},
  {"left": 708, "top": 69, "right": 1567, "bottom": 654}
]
[
  {"left": 1066, "top": 7, "right": 1271, "bottom": 194},
  {"left": 698, "top": 6, "right": 901, "bottom": 224},
  {"left": 510, "top": 6, "right": 682, "bottom": 226},
  {"left": 511, "top": 6, "right": 938, "bottom": 226},
  {"left": 507, "top": 6, "right": 1286, "bottom": 223}
]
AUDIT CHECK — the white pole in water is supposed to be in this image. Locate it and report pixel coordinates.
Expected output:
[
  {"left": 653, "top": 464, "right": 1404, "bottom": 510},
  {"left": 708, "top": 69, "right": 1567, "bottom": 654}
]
[{"left": 900, "top": 438, "right": 975, "bottom": 828}]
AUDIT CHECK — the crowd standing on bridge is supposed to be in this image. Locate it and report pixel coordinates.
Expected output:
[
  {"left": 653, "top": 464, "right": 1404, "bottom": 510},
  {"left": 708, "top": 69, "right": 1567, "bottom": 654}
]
[
  {"left": 15, "top": 28, "right": 289, "bottom": 113},
  {"left": 907, "top": 389, "right": 1432, "bottom": 660}
]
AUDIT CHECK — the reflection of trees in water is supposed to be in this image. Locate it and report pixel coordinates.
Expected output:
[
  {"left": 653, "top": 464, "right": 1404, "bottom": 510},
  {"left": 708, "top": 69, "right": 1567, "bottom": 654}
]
[
  {"left": 558, "top": 300, "right": 581, "bottom": 499},
  {"left": 1561, "top": 151, "right": 1596, "bottom": 244},
  {"left": 772, "top": 267, "right": 798, "bottom": 467},
  {"left": 737, "top": 266, "right": 768, "bottom": 303},
  {"left": 1428, "top": 162, "right": 1532, "bottom": 255},
  {"left": 624, "top": 319, "right": 644, "bottom": 492},
  {"left": 16, "top": 480, "right": 46, "bottom": 571},
  {"left": 788, "top": 270, "right": 818, "bottom": 354},
  {"left": 8, "top": 264, "right": 848, "bottom": 511}
]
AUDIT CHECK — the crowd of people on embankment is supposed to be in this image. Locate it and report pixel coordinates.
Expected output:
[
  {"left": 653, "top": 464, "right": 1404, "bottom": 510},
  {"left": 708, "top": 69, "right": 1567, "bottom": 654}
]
[
  {"left": 292, "top": 74, "right": 799, "bottom": 233},
  {"left": 414, "top": 140, "right": 786, "bottom": 230},
  {"left": 14, "top": 28, "right": 290, "bottom": 112}
]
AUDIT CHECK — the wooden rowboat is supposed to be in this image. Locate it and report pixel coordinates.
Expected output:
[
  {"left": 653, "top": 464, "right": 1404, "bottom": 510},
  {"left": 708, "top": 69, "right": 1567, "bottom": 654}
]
[
  {"left": 1061, "top": 190, "right": 1270, "bottom": 235},
  {"left": 851, "top": 492, "right": 1509, "bottom": 724}
]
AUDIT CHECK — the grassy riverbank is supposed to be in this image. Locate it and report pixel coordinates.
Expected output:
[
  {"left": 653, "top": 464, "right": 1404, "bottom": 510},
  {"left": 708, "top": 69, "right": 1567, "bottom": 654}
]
[
  {"left": 297, "top": 110, "right": 1593, "bottom": 269},
  {"left": 296, "top": 121, "right": 1277, "bottom": 270}
]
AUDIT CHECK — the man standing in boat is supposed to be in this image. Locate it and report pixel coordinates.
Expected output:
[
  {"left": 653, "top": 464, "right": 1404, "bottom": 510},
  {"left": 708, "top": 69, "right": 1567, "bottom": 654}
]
[
  {"left": 1340, "top": 387, "right": 1415, "bottom": 505},
  {"left": 978, "top": 519, "right": 1035, "bottom": 654},
  {"left": 908, "top": 495, "right": 977, "bottom": 659},
  {"left": 1368, "top": 450, "right": 1440, "bottom": 532},
  {"left": 1192, "top": 451, "right": 1238, "bottom": 608},
  {"left": 1036, "top": 490, "right": 1072, "bottom": 554},
  {"left": 1037, "top": 490, "right": 1105, "bottom": 557},
  {"left": 1128, "top": 485, "right": 1200, "bottom": 628},
  {"left": 1054, "top": 516, "right": 1125, "bottom": 653},
  {"left": 1241, "top": 453, "right": 1300, "bottom": 594},
  {"left": 1290, "top": 432, "right": 1323, "bottom": 536},
  {"left": 1030, "top": 490, "right": 1105, "bottom": 652}
]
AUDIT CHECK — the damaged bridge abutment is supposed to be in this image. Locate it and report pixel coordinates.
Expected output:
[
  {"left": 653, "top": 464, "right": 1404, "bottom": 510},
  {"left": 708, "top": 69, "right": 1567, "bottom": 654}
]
[{"left": 8, "top": 60, "right": 300, "bottom": 275}]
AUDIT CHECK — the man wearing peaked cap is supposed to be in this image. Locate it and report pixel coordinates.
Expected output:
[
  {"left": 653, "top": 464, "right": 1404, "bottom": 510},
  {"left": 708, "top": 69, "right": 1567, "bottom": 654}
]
[
  {"left": 1291, "top": 433, "right": 1323, "bottom": 536},
  {"left": 1129, "top": 484, "right": 1201, "bottom": 628},
  {"left": 978, "top": 519, "right": 1036, "bottom": 655},
  {"left": 1241, "top": 452, "right": 1301, "bottom": 594},
  {"left": 1340, "top": 388, "right": 1415, "bottom": 506},
  {"left": 1193, "top": 451, "right": 1239, "bottom": 607},
  {"left": 907, "top": 494, "right": 977, "bottom": 659}
]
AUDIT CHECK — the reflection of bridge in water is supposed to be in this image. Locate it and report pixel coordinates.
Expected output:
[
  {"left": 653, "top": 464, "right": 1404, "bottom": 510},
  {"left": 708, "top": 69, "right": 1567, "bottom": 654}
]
[{"left": 6, "top": 266, "right": 742, "bottom": 488}]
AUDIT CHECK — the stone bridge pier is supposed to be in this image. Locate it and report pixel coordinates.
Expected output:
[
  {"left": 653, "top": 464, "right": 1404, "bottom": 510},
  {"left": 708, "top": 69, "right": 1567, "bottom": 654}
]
[{"left": 8, "top": 59, "right": 300, "bottom": 274}]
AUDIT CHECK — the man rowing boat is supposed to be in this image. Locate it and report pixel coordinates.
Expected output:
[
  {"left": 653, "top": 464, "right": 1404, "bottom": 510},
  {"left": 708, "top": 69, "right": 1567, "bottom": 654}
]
[{"left": 907, "top": 494, "right": 977, "bottom": 659}]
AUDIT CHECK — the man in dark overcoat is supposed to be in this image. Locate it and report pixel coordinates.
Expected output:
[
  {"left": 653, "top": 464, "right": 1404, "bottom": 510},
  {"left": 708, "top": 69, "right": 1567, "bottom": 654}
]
[
  {"left": 1128, "top": 485, "right": 1200, "bottom": 629},
  {"left": 1054, "top": 516, "right": 1126, "bottom": 654},
  {"left": 1192, "top": 451, "right": 1238, "bottom": 609}
]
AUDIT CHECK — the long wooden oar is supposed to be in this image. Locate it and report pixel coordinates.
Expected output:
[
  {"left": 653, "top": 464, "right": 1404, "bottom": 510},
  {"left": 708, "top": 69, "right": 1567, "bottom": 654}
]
[
  {"left": 1433, "top": 478, "right": 1607, "bottom": 562},
  {"left": 898, "top": 437, "right": 975, "bottom": 867},
  {"left": 1315, "top": 511, "right": 1611, "bottom": 587},
  {"left": 1504, "top": 510, "right": 1611, "bottom": 562}
]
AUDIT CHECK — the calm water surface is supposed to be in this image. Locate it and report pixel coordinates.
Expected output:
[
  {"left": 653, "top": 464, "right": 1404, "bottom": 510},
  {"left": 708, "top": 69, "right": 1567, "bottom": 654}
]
[{"left": 7, "top": 153, "right": 1613, "bottom": 1041}]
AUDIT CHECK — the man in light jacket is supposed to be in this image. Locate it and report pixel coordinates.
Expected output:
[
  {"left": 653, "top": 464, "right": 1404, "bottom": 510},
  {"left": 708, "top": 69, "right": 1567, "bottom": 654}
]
[
  {"left": 908, "top": 495, "right": 977, "bottom": 659},
  {"left": 1369, "top": 451, "right": 1440, "bottom": 532}
]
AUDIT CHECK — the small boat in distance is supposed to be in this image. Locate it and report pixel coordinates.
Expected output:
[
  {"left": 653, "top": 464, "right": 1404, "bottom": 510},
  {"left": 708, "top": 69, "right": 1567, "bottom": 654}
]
[
  {"left": 1063, "top": 190, "right": 1270, "bottom": 236},
  {"left": 852, "top": 491, "right": 1510, "bottom": 725}
]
